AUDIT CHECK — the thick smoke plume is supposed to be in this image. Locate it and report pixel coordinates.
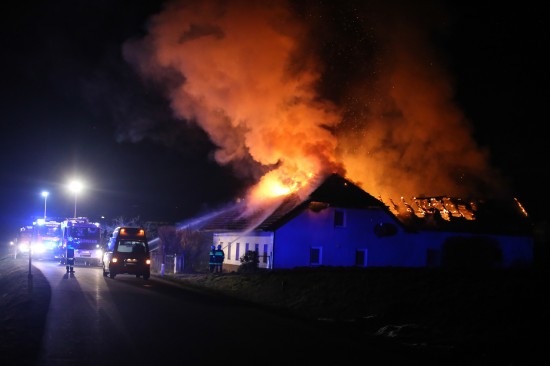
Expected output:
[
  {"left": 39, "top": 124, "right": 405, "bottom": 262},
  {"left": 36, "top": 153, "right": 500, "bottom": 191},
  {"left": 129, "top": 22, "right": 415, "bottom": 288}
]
[{"left": 123, "top": 0, "right": 507, "bottom": 213}]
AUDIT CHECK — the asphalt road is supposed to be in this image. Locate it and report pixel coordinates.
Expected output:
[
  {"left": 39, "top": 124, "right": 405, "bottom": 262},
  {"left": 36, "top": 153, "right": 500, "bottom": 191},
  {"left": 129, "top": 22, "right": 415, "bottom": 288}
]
[{"left": 5, "top": 258, "right": 443, "bottom": 365}]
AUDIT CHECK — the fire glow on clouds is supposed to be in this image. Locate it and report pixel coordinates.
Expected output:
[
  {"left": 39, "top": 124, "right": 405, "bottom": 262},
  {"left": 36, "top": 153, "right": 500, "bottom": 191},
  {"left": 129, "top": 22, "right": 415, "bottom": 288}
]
[{"left": 123, "top": 0, "right": 507, "bottom": 213}]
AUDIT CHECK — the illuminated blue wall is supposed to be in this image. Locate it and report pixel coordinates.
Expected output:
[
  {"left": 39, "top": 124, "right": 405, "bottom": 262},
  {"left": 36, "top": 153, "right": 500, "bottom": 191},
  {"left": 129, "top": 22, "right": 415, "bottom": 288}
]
[{"left": 213, "top": 205, "right": 534, "bottom": 269}]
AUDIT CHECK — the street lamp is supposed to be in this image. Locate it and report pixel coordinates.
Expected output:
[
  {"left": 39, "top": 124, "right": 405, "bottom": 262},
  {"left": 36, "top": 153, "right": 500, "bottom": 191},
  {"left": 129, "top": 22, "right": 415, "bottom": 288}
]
[
  {"left": 68, "top": 180, "right": 83, "bottom": 218},
  {"left": 41, "top": 191, "right": 49, "bottom": 221}
]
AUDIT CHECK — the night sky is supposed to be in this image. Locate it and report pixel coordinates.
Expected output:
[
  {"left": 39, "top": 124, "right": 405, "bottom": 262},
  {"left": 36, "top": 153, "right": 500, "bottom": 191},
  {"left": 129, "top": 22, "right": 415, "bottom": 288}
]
[{"left": 1, "top": 0, "right": 548, "bottom": 242}]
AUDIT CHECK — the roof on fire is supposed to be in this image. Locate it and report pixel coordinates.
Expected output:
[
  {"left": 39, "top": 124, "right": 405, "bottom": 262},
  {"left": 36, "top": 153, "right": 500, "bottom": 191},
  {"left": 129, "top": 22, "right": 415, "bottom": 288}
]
[
  {"left": 189, "top": 173, "right": 533, "bottom": 236},
  {"left": 195, "top": 173, "right": 388, "bottom": 232}
]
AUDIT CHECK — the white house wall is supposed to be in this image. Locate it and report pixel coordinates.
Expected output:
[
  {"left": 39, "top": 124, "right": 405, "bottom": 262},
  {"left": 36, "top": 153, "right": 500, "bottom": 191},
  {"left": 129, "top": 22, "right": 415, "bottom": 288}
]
[
  {"left": 213, "top": 231, "right": 274, "bottom": 269},
  {"left": 497, "top": 235, "right": 533, "bottom": 266},
  {"left": 212, "top": 207, "right": 534, "bottom": 270},
  {"left": 271, "top": 207, "right": 534, "bottom": 269},
  {"left": 411, "top": 231, "right": 534, "bottom": 267},
  {"left": 273, "top": 206, "right": 412, "bottom": 268}
]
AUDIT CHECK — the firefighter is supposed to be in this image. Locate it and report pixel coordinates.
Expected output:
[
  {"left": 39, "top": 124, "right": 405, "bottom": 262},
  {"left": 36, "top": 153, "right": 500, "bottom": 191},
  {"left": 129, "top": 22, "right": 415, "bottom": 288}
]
[
  {"left": 214, "top": 244, "right": 225, "bottom": 273},
  {"left": 66, "top": 245, "right": 75, "bottom": 273},
  {"left": 209, "top": 245, "right": 216, "bottom": 273}
]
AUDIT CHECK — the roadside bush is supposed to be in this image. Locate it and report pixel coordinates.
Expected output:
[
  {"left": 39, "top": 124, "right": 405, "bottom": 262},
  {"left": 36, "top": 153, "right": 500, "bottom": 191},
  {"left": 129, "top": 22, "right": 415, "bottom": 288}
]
[{"left": 238, "top": 250, "right": 259, "bottom": 273}]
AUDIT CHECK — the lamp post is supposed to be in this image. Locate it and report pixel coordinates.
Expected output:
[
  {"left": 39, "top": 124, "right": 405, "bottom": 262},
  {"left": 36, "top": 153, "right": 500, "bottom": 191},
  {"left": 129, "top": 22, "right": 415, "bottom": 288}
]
[
  {"left": 28, "top": 227, "right": 33, "bottom": 278},
  {"left": 69, "top": 180, "right": 83, "bottom": 218},
  {"left": 42, "top": 191, "right": 49, "bottom": 221}
]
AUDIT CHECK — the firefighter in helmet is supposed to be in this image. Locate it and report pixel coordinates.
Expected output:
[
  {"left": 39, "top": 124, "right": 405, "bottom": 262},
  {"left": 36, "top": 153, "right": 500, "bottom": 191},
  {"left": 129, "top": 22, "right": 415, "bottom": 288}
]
[
  {"left": 214, "top": 245, "right": 225, "bottom": 273},
  {"left": 66, "top": 244, "right": 75, "bottom": 274},
  {"left": 209, "top": 245, "right": 216, "bottom": 273}
]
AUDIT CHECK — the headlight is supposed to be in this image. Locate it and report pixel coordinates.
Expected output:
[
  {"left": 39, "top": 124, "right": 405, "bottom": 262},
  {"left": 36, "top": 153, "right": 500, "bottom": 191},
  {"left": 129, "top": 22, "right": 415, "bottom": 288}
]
[
  {"left": 45, "top": 241, "right": 57, "bottom": 250},
  {"left": 33, "top": 243, "right": 46, "bottom": 253}
]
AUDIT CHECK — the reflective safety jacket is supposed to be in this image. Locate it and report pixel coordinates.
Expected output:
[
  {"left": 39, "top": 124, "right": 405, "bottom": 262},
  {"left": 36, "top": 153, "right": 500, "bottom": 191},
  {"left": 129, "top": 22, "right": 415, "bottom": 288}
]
[
  {"left": 209, "top": 250, "right": 217, "bottom": 265},
  {"left": 214, "top": 249, "right": 225, "bottom": 264}
]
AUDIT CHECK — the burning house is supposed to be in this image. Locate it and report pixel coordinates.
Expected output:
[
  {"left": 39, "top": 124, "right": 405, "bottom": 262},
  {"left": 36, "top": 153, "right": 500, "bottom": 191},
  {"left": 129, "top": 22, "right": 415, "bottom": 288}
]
[
  {"left": 194, "top": 174, "right": 534, "bottom": 271},
  {"left": 125, "top": 1, "right": 535, "bottom": 271}
]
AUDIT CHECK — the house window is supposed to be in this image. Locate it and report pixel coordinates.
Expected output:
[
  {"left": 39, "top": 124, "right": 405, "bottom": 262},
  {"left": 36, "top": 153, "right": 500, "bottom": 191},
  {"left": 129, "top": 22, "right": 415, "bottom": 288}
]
[
  {"left": 245, "top": 243, "right": 249, "bottom": 253},
  {"left": 355, "top": 249, "right": 367, "bottom": 267},
  {"left": 334, "top": 210, "right": 345, "bottom": 227},
  {"left": 310, "top": 247, "right": 322, "bottom": 266},
  {"left": 236, "top": 243, "right": 240, "bottom": 261},
  {"left": 263, "top": 244, "right": 268, "bottom": 263},
  {"left": 227, "top": 243, "right": 231, "bottom": 260},
  {"left": 254, "top": 243, "right": 259, "bottom": 254}
]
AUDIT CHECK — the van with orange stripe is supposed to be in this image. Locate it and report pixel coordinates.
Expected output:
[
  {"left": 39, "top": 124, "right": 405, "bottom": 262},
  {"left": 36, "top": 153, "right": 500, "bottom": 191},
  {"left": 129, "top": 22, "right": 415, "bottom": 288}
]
[{"left": 102, "top": 227, "right": 151, "bottom": 279}]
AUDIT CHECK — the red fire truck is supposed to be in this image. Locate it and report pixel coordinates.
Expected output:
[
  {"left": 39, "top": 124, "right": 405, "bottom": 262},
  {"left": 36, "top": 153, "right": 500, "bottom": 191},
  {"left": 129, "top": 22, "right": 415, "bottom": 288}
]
[
  {"left": 32, "top": 219, "right": 62, "bottom": 260},
  {"left": 14, "top": 225, "right": 33, "bottom": 259},
  {"left": 59, "top": 217, "right": 103, "bottom": 266}
]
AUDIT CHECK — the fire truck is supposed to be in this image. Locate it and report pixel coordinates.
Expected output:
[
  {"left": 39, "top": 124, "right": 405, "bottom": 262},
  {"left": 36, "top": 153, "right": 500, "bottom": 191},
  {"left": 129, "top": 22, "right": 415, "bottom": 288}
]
[
  {"left": 15, "top": 225, "right": 33, "bottom": 259},
  {"left": 32, "top": 219, "right": 62, "bottom": 260},
  {"left": 59, "top": 217, "right": 103, "bottom": 266},
  {"left": 15, "top": 220, "right": 62, "bottom": 260}
]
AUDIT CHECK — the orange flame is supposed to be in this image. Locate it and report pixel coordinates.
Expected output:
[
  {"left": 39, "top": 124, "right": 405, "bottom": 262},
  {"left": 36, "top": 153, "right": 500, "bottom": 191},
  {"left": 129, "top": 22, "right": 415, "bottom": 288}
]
[
  {"left": 123, "top": 0, "right": 509, "bottom": 212},
  {"left": 249, "top": 169, "right": 314, "bottom": 201}
]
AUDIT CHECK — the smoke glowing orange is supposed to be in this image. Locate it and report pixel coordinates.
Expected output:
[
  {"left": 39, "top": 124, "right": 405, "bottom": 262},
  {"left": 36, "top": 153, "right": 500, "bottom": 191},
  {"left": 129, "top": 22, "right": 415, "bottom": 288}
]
[{"left": 123, "top": 0, "right": 508, "bottom": 217}]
